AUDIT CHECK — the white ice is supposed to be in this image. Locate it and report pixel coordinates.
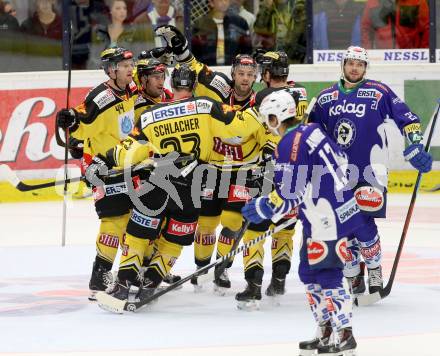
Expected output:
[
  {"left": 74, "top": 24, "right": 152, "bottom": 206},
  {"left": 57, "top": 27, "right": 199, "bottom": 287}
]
[{"left": 0, "top": 194, "right": 439, "bottom": 356}]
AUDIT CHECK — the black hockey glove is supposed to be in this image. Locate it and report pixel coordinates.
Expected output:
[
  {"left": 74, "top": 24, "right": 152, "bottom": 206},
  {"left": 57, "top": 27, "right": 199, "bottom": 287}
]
[
  {"left": 155, "top": 25, "right": 190, "bottom": 61},
  {"left": 56, "top": 108, "right": 78, "bottom": 129},
  {"left": 85, "top": 154, "right": 112, "bottom": 187},
  {"left": 68, "top": 137, "right": 84, "bottom": 160},
  {"left": 138, "top": 47, "right": 173, "bottom": 65}
]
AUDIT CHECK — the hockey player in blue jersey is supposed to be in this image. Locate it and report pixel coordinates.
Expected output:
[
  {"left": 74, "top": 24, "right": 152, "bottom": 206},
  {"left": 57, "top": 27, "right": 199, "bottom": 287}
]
[
  {"left": 308, "top": 46, "right": 433, "bottom": 297},
  {"left": 242, "top": 90, "right": 362, "bottom": 355}
]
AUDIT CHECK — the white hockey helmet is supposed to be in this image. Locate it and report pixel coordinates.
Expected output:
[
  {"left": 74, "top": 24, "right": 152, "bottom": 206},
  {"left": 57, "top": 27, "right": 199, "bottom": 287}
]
[
  {"left": 341, "top": 46, "right": 369, "bottom": 84},
  {"left": 259, "top": 90, "right": 297, "bottom": 135}
]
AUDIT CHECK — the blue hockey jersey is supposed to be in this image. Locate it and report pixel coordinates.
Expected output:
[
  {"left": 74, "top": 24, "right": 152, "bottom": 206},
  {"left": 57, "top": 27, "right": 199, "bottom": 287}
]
[{"left": 309, "top": 79, "right": 421, "bottom": 189}]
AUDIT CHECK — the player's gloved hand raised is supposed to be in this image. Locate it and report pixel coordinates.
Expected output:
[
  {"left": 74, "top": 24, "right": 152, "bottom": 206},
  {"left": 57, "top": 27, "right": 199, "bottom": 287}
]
[
  {"left": 403, "top": 143, "right": 433, "bottom": 173},
  {"left": 242, "top": 197, "right": 275, "bottom": 224},
  {"left": 85, "top": 154, "right": 112, "bottom": 186},
  {"left": 155, "top": 25, "right": 189, "bottom": 60},
  {"left": 56, "top": 109, "right": 77, "bottom": 129},
  {"left": 138, "top": 47, "right": 173, "bottom": 65}
]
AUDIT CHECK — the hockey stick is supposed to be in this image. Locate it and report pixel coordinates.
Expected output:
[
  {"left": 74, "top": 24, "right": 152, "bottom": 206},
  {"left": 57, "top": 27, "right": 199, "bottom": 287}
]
[
  {"left": 355, "top": 100, "right": 440, "bottom": 306},
  {"left": 301, "top": 97, "right": 317, "bottom": 124},
  {"left": 95, "top": 216, "right": 297, "bottom": 313},
  {"left": 61, "top": 18, "right": 74, "bottom": 247},
  {"left": 0, "top": 154, "right": 195, "bottom": 192},
  {"left": 213, "top": 220, "right": 250, "bottom": 281}
]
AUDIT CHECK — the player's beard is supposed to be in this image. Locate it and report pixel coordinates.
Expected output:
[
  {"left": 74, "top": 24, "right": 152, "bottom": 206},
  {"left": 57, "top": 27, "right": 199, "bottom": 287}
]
[
  {"left": 234, "top": 82, "right": 252, "bottom": 97},
  {"left": 344, "top": 70, "right": 365, "bottom": 84}
]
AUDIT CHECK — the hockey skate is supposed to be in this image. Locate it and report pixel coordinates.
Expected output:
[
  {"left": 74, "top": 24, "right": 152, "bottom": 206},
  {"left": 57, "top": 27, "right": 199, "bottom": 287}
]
[
  {"left": 235, "top": 280, "right": 262, "bottom": 311},
  {"left": 213, "top": 267, "right": 231, "bottom": 296},
  {"left": 317, "top": 327, "right": 357, "bottom": 356},
  {"left": 88, "top": 261, "right": 115, "bottom": 301},
  {"left": 299, "top": 320, "right": 332, "bottom": 356},
  {"left": 190, "top": 266, "right": 209, "bottom": 293},
  {"left": 134, "top": 284, "right": 157, "bottom": 310},
  {"left": 347, "top": 262, "right": 366, "bottom": 296},
  {"left": 367, "top": 266, "right": 383, "bottom": 294},
  {"left": 163, "top": 273, "right": 182, "bottom": 284}
]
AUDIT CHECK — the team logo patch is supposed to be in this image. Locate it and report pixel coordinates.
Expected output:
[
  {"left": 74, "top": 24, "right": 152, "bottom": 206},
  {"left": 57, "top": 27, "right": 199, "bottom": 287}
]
[
  {"left": 167, "top": 219, "right": 197, "bottom": 236},
  {"left": 334, "top": 118, "right": 356, "bottom": 148},
  {"left": 354, "top": 186, "right": 384, "bottom": 212},
  {"left": 119, "top": 109, "right": 135, "bottom": 138},
  {"left": 307, "top": 239, "right": 328, "bottom": 265},
  {"left": 335, "top": 238, "right": 349, "bottom": 263},
  {"left": 228, "top": 185, "right": 251, "bottom": 202},
  {"left": 210, "top": 74, "right": 231, "bottom": 98},
  {"left": 93, "top": 89, "right": 116, "bottom": 109},
  {"left": 196, "top": 99, "right": 213, "bottom": 113}
]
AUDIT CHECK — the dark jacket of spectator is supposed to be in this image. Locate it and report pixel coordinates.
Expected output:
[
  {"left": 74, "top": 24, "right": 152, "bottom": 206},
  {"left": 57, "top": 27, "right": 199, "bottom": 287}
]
[
  {"left": 314, "top": 0, "right": 362, "bottom": 49},
  {"left": 191, "top": 12, "right": 252, "bottom": 66},
  {"left": 0, "top": 0, "right": 19, "bottom": 32},
  {"left": 361, "top": 0, "right": 429, "bottom": 49},
  {"left": 21, "top": 11, "right": 62, "bottom": 40}
]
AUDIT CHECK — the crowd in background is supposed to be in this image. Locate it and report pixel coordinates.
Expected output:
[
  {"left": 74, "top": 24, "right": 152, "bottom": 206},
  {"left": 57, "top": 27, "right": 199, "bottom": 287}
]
[{"left": 0, "top": 0, "right": 432, "bottom": 72}]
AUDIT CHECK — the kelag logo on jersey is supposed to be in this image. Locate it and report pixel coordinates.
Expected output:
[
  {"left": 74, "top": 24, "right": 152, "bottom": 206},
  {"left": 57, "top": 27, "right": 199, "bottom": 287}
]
[
  {"left": 329, "top": 100, "right": 365, "bottom": 118},
  {"left": 318, "top": 90, "right": 338, "bottom": 106},
  {"left": 334, "top": 118, "right": 356, "bottom": 148}
]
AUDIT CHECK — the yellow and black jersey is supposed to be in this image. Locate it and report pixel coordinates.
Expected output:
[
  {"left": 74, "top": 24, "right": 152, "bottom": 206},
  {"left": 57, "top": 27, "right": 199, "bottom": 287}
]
[
  {"left": 134, "top": 88, "right": 173, "bottom": 120},
  {"left": 109, "top": 96, "right": 265, "bottom": 168},
  {"left": 181, "top": 55, "right": 232, "bottom": 103},
  {"left": 71, "top": 81, "right": 138, "bottom": 162},
  {"left": 255, "top": 82, "right": 309, "bottom": 120}
]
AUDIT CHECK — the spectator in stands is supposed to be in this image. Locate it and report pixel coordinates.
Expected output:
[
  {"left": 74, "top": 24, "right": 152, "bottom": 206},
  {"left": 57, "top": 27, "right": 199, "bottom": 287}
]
[
  {"left": 20, "top": 0, "right": 62, "bottom": 40},
  {"left": 131, "top": 0, "right": 151, "bottom": 21},
  {"left": 192, "top": 0, "right": 252, "bottom": 66},
  {"left": 3, "top": 1, "right": 16, "bottom": 18},
  {"left": 0, "top": 0, "right": 19, "bottom": 32},
  {"left": 313, "top": 0, "right": 363, "bottom": 49},
  {"left": 254, "top": 0, "right": 306, "bottom": 63},
  {"left": 132, "top": 0, "right": 182, "bottom": 48},
  {"left": 89, "top": 0, "right": 146, "bottom": 68},
  {"left": 361, "top": 0, "right": 429, "bottom": 49},
  {"left": 229, "top": 0, "right": 255, "bottom": 31},
  {"left": 254, "top": 0, "right": 293, "bottom": 52}
]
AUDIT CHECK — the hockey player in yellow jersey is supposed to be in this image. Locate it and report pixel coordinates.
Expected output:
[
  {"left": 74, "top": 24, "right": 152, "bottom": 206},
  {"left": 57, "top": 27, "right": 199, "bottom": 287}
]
[
  {"left": 56, "top": 47, "right": 138, "bottom": 301},
  {"left": 155, "top": 25, "right": 285, "bottom": 295},
  {"left": 86, "top": 64, "right": 268, "bottom": 302}
]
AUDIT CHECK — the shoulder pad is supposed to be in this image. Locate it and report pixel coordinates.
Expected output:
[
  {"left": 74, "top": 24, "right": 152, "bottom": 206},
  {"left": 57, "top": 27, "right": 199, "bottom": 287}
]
[
  {"left": 364, "top": 80, "right": 390, "bottom": 93},
  {"left": 204, "top": 72, "right": 232, "bottom": 99}
]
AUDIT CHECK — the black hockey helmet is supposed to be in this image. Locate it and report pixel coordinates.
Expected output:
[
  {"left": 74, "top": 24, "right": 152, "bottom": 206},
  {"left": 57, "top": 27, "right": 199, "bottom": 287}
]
[
  {"left": 137, "top": 58, "right": 167, "bottom": 78},
  {"left": 100, "top": 47, "right": 133, "bottom": 74},
  {"left": 258, "top": 51, "right": 289, "bottom": 78},
  {"left": 171, "top": 64, "right": 196, "bottom": 90},
  {"left": 231, "top": 54, "right": 257, "bottom": 76}
]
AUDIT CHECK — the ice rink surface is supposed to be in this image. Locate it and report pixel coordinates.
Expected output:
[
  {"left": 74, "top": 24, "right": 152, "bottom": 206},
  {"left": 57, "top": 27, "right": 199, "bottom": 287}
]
[{"left": 0, "top": 194, "right": 439, "bottom": 356}]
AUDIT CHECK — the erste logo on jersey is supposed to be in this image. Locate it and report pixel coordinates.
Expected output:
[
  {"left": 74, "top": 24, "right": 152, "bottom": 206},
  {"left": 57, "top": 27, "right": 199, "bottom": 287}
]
[
  {"left": 333, "top": 118, "right": 356, "bottom": 148},
  {"left": 318, "top": 90, "right": 338, "bottom": 106},
  {"left": 329, "top": 100, "right": 366, "bottom": 118},
  {"left": 151, "top": 102, "right": 197, "bottom": 122},
  {"left": 307, "top": 239, "right": 328, "bottom": 265},
  {"left": 357, "top": 88, "right": 382, "bottom": 110}
]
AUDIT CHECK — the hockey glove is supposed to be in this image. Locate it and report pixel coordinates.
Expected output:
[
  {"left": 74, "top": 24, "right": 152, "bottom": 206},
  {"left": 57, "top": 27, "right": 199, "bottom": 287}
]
[
  {"left": 56, "top": 108, "right": 77, "bottom": 129},
  {"left": 403, "top": 143, "right": 433, "bottom": 173},
  {"left": 155, "top": 25, "right": 190, "bottom": 61},
  {"left": 138, "top": 47, "right": 173, "bottom": 66},
  {"left": 68, "top": 137, "right": 84, "bottom": 160},
  {"left": 85, "top": 154, "right": 112, "bottom": 186},
  {"left": 242, "top": 191, "right": 291, "bottom": 224}
]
